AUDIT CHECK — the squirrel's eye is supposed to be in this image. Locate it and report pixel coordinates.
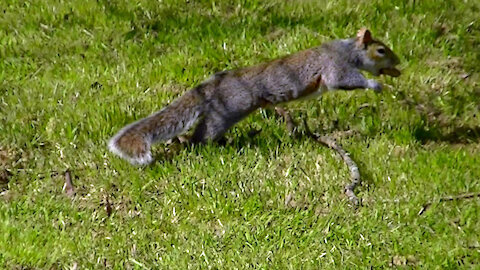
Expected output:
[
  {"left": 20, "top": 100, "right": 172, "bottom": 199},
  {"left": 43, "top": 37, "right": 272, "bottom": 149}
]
[{"left": 377, "top": 48, "right": 386, "bottom": 54}]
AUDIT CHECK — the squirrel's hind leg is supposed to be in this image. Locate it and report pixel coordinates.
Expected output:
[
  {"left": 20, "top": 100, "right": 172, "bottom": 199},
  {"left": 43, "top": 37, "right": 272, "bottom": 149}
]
[{"left": 190, "top": 113, "right": 233, "bottom": 144}]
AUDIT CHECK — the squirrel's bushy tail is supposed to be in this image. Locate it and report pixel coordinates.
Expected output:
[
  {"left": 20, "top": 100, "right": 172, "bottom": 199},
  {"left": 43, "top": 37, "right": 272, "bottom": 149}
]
[{"left": 108, "top": 90, "right": 203, "bottom": 165}]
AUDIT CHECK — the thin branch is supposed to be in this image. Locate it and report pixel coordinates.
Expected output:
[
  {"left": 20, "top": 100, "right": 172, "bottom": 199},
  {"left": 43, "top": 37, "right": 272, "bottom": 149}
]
[
  {"left": 63, "top": 169, "right": 75, "bottom": 197},
  {"left": 418, "top": 192, "right": 480, "bottom": 215},
  {"left": 275, "top": 107, "right": 297, "bottom": 134},
  {"left": 105, "top": 194, "right": 113, "bottom": 217},
  {"left": 303, "top": 118, "right": 361, "bottom": 206},
  {"left": 274, "top": 107, "right": 361, "bottom": 206}
]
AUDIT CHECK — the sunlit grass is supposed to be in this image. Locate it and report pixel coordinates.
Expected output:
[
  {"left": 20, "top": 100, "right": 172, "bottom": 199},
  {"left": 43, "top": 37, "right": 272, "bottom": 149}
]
[{"left": 1, "top": 0, "right": 479, "bottom": 268}]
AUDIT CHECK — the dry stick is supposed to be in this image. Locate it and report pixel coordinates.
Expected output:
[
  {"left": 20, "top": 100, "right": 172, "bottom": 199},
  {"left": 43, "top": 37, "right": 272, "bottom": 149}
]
[
  {"left": 274, "top": 106, "right": 361, "bottom": 205},
  {"left": 105, "top": 194, "right": 113, "bottom": 217},
  {"left": 275, "top": 107, "right": 297, "bottom": 134},
  {"left": 63, "top": 169, "right": 75, "bottom": 197},
  {"left": 302, "top": 118, "right": 361, "bottom": 206},
  {"left": 418, "top": 192, "right": 480, "bottom": 215}
]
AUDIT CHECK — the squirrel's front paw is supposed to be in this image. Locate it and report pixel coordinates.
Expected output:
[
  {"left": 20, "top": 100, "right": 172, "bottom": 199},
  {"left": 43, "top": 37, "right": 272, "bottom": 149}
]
[{"left": 367, "top": 79, "right": 382, "bottom": 93}]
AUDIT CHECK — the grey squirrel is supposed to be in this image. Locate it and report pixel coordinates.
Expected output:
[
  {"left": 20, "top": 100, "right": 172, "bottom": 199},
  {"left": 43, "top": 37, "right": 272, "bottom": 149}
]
[{"left": 109, "top": 28, "right": 401, "bottom": 165}]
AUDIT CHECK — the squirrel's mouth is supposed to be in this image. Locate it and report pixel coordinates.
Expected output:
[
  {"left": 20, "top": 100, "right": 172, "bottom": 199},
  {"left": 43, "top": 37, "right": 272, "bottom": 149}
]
[{"left": 380, "top": 67, "right": 401, "bottom": 77}]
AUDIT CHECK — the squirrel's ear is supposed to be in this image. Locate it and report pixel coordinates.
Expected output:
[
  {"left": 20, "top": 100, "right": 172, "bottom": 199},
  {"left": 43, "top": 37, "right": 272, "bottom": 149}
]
[{"left": 356, "top": 28, "right": 372, "bottom": 46}]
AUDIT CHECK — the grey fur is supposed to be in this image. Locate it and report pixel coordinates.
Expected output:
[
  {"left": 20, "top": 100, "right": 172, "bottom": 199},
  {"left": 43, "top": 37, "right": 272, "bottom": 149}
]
[{"left": 109, "top": 31, "right": 400, "bottom": 165}]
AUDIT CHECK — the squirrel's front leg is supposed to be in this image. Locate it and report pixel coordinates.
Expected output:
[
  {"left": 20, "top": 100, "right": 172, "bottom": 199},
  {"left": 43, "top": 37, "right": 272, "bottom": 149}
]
[
  {"left": 366, "top": 79, "right": 382, "bottom": 92},
  {"left": 327, "top": 72, "right": 382, "bottom": 92}
]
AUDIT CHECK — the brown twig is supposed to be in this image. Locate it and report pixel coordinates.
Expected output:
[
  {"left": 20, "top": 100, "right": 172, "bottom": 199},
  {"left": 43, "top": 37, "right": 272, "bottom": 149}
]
[
  {"left": 105, "top": 194, "right": 113, "bottom": 217},
  {"left": 302, "top": 118, "right": 361, "bottom": 206},
  {"left": 63, "top": 169, "right": 75, "bottom": 197},
  {"left": 418, "top": 192, "right": 480, "bottom": 215},
  {"left": 274, "top": 107, "right": 361, "bottom": 206},
  {"left": 275, "top": 107, "right": 297, "bottom": 134}
]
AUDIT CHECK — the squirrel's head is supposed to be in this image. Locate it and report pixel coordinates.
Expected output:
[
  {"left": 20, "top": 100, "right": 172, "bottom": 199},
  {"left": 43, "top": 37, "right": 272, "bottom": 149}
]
[{"left": 355, "top": 28, "right": 401, "bottom": 77}]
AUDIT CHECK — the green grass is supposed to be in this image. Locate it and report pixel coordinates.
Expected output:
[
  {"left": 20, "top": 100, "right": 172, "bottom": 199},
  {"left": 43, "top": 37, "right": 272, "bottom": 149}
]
[{"left": 1, "top": 0, "right": 480, "bottom": 268}]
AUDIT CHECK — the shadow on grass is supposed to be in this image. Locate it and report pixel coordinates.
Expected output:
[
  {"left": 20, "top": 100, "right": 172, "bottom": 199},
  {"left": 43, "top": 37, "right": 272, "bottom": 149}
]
[
  {"left": 409, "top": 107, "right": 479, "bottom": 144},
  {"left": 396, "top": 90, "right": 480, "bottom": 144},
  {"left": 414, "top": 125, "right": 480, "bottom": 144},
  {"left": 0, "top": 169, "right": 10, "bottom": 192}
]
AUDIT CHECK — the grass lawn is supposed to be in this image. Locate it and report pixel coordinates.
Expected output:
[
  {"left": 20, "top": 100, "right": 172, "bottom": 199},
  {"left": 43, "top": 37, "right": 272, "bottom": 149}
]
[{"left": 1, "top": 0, "right": 480, "bottom": 268}]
